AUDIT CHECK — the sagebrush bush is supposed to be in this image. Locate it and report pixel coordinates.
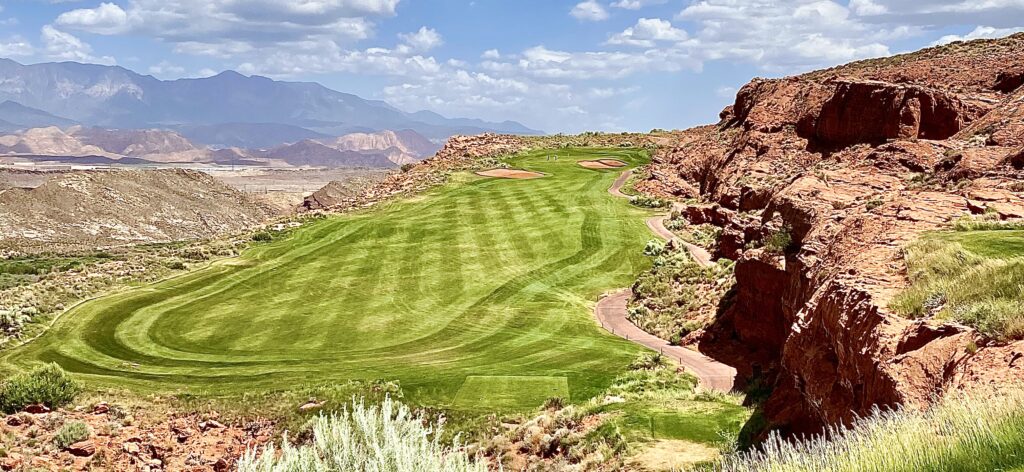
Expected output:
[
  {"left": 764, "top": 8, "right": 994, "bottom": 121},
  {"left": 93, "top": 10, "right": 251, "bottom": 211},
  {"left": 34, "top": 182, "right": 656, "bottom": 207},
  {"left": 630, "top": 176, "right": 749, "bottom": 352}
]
[
  {"left": 644, "top": 239, "right": 666, "bottom": 257},
  {"left": 251, "top": 231, "right": 274, "bottom": 242},
  {"left": 706, "top": 389, "right": 1024, "bottom": 472},
  {"left": 0, "top": 363, "right": 80, "bottom": 413},
  {"left": 238, "top": 396, "right": 486, "bottom": 472},
  {"left": 53, "top": 421, "right": 89, "bottom": 449},
  {"left": 631, "top": 195, "right": 668, "bottom": 208}
]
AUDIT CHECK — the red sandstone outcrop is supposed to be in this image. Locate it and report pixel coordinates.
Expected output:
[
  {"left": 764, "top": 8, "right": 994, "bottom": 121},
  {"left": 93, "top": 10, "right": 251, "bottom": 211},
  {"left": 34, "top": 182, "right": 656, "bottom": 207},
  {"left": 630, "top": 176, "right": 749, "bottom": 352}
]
[{"left": 638, "top": 33, "right": 1024, "bottom": 437}]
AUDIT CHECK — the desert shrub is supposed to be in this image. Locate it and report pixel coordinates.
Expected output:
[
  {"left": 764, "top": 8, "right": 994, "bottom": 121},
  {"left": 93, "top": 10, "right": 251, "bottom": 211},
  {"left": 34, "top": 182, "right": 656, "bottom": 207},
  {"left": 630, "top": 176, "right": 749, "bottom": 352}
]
[
  {"left": 708, "top": 389, "right": 1024, "bottom": 472},
  {"left": 53, "top": 421, "right": 89, "bottom": 449},
  {"left": 629, "top": 246, "right": 734, "bottom": 340},
  {"left": 166, "top": 261, "right": 187, "bottom": 270},
  {"left": 762, "top": 227, "right": 794, "bottom": 254},
  {"left": 643, "top": 239, "right": 666, "bottom": 257},
  {"left": 0, "top": 363, "right": 80, "bottom": 413},
  {"left": 251, "top": 231, "right": 274, "bottom": 242},
  {"left": 631, "top": 195, "right": 668, "bottom": 208},
  {"left": 0, "top": 307, "right": 35, "bottom": 335},
  {"left": 400, "top": 163, "right": 416, "bottom": 173},
  {"left": 543, "top": 397, "right": 566, "bottom": 411},
  {"left": 238, "top": 396, "right": 486, "bottom": 472},
  {"left": 628, "top": 352, "right": 667, "bottom": 371}
]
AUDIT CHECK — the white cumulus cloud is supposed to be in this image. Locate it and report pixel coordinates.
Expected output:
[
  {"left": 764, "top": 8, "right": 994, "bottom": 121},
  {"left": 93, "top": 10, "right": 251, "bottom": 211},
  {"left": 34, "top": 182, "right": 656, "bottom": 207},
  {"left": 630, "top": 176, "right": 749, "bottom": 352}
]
[
  {"left": 571, "top": 0, "right": 609, "bottom": 21},
  {"left": 606, "top": 18, "right": 687, "bottom": 47},
  {"left": 398, "top": 27, "right": 443, "bottom": 52},
  {"left": 55, "top": 2, "right": 130, "bottom": 35}
]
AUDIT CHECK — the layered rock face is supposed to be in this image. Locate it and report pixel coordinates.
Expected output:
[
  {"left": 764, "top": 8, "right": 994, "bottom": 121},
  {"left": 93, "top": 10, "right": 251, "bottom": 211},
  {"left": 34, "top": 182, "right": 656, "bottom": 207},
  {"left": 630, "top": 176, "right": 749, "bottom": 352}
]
[{"left": 638, "top": 33, "right": 1024, "bottom": 436}]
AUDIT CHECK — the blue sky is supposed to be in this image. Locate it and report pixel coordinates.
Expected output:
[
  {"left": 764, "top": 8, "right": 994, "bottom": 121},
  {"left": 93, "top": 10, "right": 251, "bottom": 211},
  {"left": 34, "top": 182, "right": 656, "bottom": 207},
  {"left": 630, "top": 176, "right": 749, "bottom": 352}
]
[{"left": 0, "top": 1, "right": 1022, "bottom": 133}]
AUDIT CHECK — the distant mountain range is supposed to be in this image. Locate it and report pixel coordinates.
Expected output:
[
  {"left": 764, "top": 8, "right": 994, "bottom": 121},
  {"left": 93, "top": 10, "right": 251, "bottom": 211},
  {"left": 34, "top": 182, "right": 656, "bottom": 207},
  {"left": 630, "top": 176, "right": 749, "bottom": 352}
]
[
  {"left": 0, "top": 126, "right": 441, "bottom": 168},
  {"left": 0, "top": 59, "right": 541, "bottom": 147}
]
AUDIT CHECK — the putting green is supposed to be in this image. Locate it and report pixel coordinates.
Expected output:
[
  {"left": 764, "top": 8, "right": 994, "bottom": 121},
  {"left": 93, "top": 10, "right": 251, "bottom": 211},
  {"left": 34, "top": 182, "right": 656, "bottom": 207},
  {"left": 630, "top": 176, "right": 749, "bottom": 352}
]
[{"left": 2, "top": 148, "right": 655, "bottom": 410}]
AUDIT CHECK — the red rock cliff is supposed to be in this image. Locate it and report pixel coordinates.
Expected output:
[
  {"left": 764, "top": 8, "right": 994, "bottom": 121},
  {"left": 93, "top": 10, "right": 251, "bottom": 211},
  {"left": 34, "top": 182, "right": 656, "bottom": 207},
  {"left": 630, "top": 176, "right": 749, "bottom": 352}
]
[{"left": 639, "top": 33, "right": 1024, "bottom": 437}]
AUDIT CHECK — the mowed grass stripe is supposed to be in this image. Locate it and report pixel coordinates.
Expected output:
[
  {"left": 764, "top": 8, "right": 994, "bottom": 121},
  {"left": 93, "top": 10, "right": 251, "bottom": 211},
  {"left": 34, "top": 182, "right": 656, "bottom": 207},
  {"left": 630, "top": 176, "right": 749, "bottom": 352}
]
[{"left": 3, "top": 148, "right": 655, "bottom": 410}]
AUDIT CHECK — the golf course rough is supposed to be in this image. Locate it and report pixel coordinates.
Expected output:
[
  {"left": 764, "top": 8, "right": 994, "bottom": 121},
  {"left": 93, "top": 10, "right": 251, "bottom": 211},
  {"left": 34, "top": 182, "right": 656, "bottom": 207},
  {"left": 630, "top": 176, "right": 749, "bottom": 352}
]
[{"left": 3, "top": 149, "right": 657, "bottom": 411}]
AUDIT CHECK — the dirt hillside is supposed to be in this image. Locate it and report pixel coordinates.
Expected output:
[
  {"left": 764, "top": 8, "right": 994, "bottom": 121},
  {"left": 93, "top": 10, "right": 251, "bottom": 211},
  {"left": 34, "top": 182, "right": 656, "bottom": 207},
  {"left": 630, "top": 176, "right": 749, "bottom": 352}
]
[
  {"left": 0, "top": 169, "right": 278, "bottom": 252},
  {"left": 635, "top": 33, "right": 1024, "bottom": 436}
]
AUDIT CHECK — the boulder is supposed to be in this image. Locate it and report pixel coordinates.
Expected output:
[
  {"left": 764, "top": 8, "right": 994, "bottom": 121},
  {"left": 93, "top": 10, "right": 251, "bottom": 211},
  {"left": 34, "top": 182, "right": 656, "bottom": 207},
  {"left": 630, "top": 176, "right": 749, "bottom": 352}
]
[{"left": 66, "top": 440, "right": 96, "bottom": 457}]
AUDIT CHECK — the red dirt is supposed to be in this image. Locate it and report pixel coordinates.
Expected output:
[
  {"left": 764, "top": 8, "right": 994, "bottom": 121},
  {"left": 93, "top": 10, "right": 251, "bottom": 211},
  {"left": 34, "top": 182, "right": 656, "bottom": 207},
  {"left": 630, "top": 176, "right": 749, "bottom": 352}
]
[{"left": 474, "top": 168, "right": 545, "bottom": 179}]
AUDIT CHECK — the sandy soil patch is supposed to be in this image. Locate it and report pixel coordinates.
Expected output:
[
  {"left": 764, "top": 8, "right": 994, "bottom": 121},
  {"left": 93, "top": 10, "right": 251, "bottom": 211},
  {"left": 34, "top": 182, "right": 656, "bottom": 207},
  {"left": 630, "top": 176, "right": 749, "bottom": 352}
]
[
  {"left": 630, "top": 439, "right": 720, "bottom": 470},
  {"left": 474, "top": 168, "right": 545, "bottom": 179},
  {"left": 579, "top": 159, "right": 627, "bottom": 169}
]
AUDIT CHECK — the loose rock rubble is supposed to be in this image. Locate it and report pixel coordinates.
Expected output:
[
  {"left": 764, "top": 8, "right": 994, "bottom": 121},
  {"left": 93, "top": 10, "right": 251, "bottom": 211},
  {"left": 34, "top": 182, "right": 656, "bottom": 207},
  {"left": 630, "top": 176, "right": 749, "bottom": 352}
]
[{"left": 0, "top": 404, "right": 273, "bottom": 471}]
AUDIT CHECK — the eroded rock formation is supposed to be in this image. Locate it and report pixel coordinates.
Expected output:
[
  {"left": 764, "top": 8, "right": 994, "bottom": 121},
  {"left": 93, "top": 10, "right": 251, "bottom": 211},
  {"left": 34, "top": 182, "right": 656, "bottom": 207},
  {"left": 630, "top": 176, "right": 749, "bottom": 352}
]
[{"left": 638, "top": 33, "right": 1024, "bottom": 437}]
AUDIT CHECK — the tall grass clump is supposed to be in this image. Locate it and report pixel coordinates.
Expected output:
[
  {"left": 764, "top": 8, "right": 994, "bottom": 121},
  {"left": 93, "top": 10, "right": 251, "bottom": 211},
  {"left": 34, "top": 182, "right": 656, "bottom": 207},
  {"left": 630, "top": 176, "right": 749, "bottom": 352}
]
[
  {"left": 890, "top": 235, "right": 1024, "bottom": 340},
  {"left": 0, "top": 363, "right": 80, "bottom": 413},
  {"left": 237, "top": 396, "right": 487, "bottom": 472},
  {"left": 705, "top": 388, "right": 1024, "bottom": 472},
  {"left": 953, "top": 214, "right": 1024, "bottom": 231}
]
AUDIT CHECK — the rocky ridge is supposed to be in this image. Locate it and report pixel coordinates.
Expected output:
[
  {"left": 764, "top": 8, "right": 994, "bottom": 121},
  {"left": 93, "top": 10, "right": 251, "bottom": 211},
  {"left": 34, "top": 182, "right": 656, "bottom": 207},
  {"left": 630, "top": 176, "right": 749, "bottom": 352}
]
[
  {"left": 636, "top": 33, "right": 1024, "bottom": 436},
  {"left": 0, "top": 169, "right": 277, "bottom": 252}
]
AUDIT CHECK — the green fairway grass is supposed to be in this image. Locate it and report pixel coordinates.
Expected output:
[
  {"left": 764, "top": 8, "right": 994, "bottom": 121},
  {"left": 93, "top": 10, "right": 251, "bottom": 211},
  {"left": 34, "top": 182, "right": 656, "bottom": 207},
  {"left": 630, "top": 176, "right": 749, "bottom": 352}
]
[{"left": 2, "top": 148, "right": 656, "bottom": 411}]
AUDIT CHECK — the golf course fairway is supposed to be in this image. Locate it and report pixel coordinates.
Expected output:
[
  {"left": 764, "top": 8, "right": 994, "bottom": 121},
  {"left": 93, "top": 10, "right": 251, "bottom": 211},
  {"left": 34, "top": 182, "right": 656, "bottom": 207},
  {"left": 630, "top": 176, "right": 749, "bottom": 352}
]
[{"left": 3, "top": 148, "right": 656, "bottom": 411}]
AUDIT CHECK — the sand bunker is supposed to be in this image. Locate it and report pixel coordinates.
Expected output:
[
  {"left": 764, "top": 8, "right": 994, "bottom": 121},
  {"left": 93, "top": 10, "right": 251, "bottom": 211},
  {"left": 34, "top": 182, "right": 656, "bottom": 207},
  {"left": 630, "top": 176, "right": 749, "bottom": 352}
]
[
  {"left": 475, "top": 168, "right": 545, "bottom": 179},
  {"left": 578, "top": 159, "right": 627, "bottom": 169}
]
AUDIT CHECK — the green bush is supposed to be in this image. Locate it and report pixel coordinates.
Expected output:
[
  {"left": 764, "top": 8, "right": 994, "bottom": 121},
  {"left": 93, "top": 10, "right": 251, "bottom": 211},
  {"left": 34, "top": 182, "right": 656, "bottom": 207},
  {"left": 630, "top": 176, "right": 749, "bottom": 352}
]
[
  {"left": 630, "top": 195, "right": 668, "bottom": 208},
  {"left": 643, "top": 239, "right": 666, "bottom": 257},
  {"left": 762, "top": 227, "right": 794, "bottom": 254},
  {"left": 543, "top": 396, "right": 566, "bottom": 411},
  {"left": 166, "top": 260, "right": 187, "bottom": 270},
  {"left": 251, "top": 231, "right": 274, "bottom": 242},
  {"left": 53, "top": 421, "right": 89, "bottom": 449},
  {"left": 628, "top": 352, "right": 667, "bottom": 371},
  {"left": 0, "top": 363, "right": 80, "bottom": 413}
]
